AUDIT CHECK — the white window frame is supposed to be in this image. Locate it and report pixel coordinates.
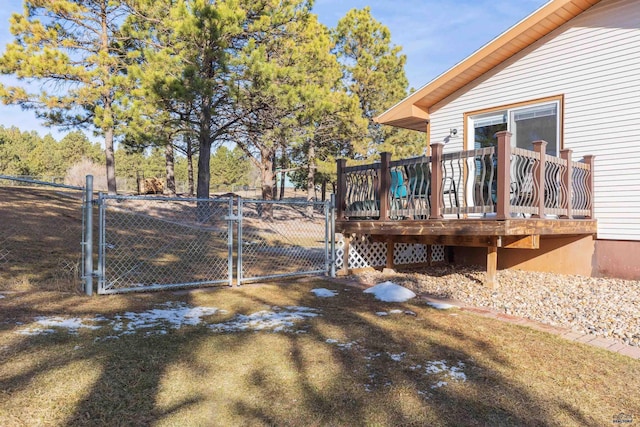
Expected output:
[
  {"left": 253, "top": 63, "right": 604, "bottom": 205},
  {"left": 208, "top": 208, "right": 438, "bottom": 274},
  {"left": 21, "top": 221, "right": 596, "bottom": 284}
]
[{"left": 466, "top": 100, "right": 562, "bottom": 156}]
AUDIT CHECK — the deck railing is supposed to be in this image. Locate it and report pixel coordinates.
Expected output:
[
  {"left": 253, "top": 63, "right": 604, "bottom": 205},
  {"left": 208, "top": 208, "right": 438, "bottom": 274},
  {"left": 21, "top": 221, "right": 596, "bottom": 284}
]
[{"left": 336, "top": 131, "right": 594, "bottom": 221}]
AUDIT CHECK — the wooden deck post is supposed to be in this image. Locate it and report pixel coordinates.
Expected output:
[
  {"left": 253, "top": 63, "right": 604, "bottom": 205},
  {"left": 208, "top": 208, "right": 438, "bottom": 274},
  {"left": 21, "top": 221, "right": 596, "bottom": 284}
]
[
  {"left": 379, "top": 152, "right": 392, "bottom": 221},
  {"left": 430, "top": 142, "right": 444, "bottom": 219},
  {"left": 386, "top": 240, "right": 395, "bottom": 269},
  {"left": 336, "top": 158, "right": 347, "bottom": 220},
  {"left": 532, "top": 140, "right": 547, "bottom": 218},
  {"left": 342, "top": 233, "right": 351, "bottom": 274},
  {"left": 495, "top": 131, "right": 512, "bottom": 220},
  {"left": 486, "top": 238, "right": 498, "bottom": 289},
  {"left": 582, "top": 155, "right": 595, "bottom": 218},
  {"left": 560, "top": 149, "right": 573, "bottom": 219}
]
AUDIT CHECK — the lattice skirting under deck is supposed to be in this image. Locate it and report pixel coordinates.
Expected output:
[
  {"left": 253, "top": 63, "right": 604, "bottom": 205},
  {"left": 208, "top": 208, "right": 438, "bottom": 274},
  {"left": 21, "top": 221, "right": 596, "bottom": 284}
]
[{"left": 334, "top": 234, "right": 445, "bottom": 270}]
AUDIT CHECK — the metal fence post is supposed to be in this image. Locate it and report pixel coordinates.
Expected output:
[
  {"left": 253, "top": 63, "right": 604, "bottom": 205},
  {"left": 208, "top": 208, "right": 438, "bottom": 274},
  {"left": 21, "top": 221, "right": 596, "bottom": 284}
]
[
  {"left": 324, "top": 200, "right": 330, "bottom": 276},
  {"left": 330, "top": 194, "right": 336, "bottom": 278},
  {"left": 237, "top": 198, "right": 244, "bottom": 286},
  {"left": 83, "top": 175, "right": 93, "bottom": 296},
  {"left": 97, "top": 192, "right": 106, "bottom": 293},
  {"left": 227, "top": 197, "right": 234, "bottom": 287}
]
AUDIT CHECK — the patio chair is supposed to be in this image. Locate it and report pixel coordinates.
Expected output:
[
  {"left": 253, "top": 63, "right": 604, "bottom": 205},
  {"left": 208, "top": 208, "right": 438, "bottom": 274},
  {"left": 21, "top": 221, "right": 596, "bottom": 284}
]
[{"left": 390, "top": 169, "right": 408, "bottom": 219}]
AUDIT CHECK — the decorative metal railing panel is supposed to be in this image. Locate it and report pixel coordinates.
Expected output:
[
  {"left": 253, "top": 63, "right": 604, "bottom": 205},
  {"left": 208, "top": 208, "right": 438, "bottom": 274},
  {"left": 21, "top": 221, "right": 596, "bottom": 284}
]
[
  {"left": 344, "top": 164, "right": 380, "bottom": 219},
  {"left": 442, "top": 147, "right": 496, "bottom": 216},
  {"left": 337, "top": 137, "right": 593, "bottom": 221},
  {"left": 544, "top": 155, "right": 569, "bottom": 217},
  {"left": 510, "top": 147, "right": 540, "bottom": 216},
  {"left": 572, "top": 161, "right": 592, "bottom": 217},
  {"left": 388, "top": 156, "right": 432, "bottom": 219}
]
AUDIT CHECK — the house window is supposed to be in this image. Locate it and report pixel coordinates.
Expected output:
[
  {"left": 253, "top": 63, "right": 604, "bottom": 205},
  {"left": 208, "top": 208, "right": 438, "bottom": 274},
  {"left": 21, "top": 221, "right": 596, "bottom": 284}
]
[{"left": 468, "top": 100, "right": 561, "bottom": 156}]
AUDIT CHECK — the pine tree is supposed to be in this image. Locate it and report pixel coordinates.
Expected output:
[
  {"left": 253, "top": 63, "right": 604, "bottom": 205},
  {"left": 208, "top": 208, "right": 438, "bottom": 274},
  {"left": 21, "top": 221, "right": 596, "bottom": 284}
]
[
  {"left": 0, "top": 0, "right": 133, "bottom": 193},
  {"left": 332, "top": 7, "right": 424, "bottom": 159}
]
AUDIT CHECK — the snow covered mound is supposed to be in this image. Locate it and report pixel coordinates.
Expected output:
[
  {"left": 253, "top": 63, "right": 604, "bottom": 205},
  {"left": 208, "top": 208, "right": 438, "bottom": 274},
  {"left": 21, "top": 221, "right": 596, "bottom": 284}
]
[{"left": 363, "top": 281, "right": 416, "bottom": 303}]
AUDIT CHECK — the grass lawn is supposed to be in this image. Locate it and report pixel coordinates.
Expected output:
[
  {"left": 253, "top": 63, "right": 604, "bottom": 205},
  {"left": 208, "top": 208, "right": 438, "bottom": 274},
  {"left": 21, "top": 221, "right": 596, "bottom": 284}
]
[{"left": 1, "top": 278, "right": 638, "bottom": 426}]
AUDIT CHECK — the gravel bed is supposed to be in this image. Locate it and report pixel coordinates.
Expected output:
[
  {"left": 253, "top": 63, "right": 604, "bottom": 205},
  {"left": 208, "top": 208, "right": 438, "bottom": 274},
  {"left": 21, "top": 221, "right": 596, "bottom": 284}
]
[{"left": 351, "top": 266, "right": 640, "bottom": 347}]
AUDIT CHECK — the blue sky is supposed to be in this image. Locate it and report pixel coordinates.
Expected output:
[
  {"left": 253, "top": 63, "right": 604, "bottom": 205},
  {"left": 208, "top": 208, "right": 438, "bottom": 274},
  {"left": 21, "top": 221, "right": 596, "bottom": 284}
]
[{"left": 0, "top": 0, "right": 547, "bottom": 141}]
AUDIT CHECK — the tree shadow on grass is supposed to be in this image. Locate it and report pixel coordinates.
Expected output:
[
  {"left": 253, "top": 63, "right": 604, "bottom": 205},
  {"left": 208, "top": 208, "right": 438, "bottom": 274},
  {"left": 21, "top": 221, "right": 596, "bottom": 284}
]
[{"left": 0, "top": 281, "right": 633, "bottom": 426}]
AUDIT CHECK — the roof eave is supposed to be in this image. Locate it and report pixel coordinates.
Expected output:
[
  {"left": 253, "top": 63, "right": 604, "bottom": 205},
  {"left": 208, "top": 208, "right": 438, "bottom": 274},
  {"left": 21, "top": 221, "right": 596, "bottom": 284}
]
[{"left": 376, "top": 0, "right": 602, "bottom": 133}]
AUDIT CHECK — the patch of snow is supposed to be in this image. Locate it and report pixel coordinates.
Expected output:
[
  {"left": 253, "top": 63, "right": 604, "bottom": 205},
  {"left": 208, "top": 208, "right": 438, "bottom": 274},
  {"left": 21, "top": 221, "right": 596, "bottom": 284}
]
[
  {"left": 427, "top": 301, "right": 457, "bottom": 310},
  {"left": 375, "top": 311, "right": 389, "bottom": 316},
  {"left": 431, "top": 381, "right": 448, "bottom": 389},
  {"left": 208, "top": 306, "right": 319, "bottom": 333},
  {"left": 423, "top": 360, "right": 467, "bottom": 384},
  {"left": 311, "top": 288, "right": 338, "bottom": 298},
  {"left": 325, "top": 338, "right": 358, "bottom": 350},
  {"left": 112, "top": 302, "right": 222, "bottom": 333},
  {"left": 389, "top": 309, "right": 403, "bottom": 314},
  {"left": 388, "top": 352, "right": 406, "bottom": 362},
  {"left": 16, "top": 302, "right": 222, "bottom": 337},
  {"left": 363, "top": 281, "right": 416, "bottom": 303},
  {"left": 0, "top": 294, "right": 5, "bottom": 299},
  {"left": 17, "top": 316, "right": 102, "bottom": 336}
]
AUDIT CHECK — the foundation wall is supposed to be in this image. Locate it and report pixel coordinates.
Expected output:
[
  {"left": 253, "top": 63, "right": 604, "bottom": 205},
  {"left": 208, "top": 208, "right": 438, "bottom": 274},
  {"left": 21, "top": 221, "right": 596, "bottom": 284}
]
[
  {"left": 453, "top": 235, "right": 596, "bottom": 277},
  {"left": 453, "top": 237, "right": 640, "bottom": 280},
  {"left": 592, "top": 239, "right": 640, "bottom": 280}
]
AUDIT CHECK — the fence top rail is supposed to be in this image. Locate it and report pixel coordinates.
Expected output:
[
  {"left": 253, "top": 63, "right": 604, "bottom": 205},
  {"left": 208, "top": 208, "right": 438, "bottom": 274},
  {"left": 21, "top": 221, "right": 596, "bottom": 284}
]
[
  {"left": 344, "top": 163, "right": 382, "bottom": 173},
  {"left": 0, "top": 174, "right": 84, "bottom": 191},
  {"left": 545, "top": 155, "right": 567, "bottom": 166},
  {"left": 442, "top": 146, "right": 495, "bottom": 161},
  {"left": 241, "top": 199, "right": 330, "bottom": 207},
  {"left": 390, "top": 155, "right": 432, "bottom": 168},
  {"left": 100, "top": 194, "right": 234, "bottom": 203},
  {"left": 572, "top": 160, "right": 591, "bottom": 170}
]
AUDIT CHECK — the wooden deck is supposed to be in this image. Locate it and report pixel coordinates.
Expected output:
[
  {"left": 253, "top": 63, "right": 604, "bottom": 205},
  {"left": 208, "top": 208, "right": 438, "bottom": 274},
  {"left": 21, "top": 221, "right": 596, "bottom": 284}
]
[
  {"left": 337, "top": 218, "right": 597, "bottom": 245},
  {"left": 335, "top": 132, "right": 597, "bottom": 286}
]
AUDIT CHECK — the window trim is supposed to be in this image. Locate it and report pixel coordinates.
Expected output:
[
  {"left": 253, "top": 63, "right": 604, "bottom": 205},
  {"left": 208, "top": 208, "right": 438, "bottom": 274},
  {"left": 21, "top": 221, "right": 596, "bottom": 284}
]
[{"left": 463, "top": 95, "right": 564, "bottom": 154}]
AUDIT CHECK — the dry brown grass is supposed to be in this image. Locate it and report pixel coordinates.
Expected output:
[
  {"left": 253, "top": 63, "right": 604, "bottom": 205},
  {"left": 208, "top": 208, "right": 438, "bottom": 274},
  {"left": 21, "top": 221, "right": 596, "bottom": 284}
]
[
  {"left": 0, "top": 186, "right": 85, "bottom": 292},
  {"left": 2, "top": 186, "right": 639, "bottom": 425},
  {"left": 1, "top": 278, "right": 639, "bottom": 426}
]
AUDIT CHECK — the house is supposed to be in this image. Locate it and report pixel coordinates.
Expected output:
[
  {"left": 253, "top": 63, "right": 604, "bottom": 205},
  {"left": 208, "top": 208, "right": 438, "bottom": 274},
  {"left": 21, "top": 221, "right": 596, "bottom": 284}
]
[{"left": 337, "top": 0, "right": 639, "bottom": 281}]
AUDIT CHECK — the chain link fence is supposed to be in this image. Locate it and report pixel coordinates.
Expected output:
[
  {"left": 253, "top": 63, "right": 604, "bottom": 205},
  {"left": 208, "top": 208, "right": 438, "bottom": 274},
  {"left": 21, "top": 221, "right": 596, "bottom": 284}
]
[
  {"left": 96, "top": 196, "right": 332, "bottom": 293},
  {"left": 97, "top": 195, "right": 235, "bottom": 294},
  {"left": 1, "top": 174, "right": 335, "bottom": 295},
  {"left": 0, "top": 175, "right": 86, "bottom": 291},
  {"left": 237, "top": 199, "right": 331, "bottom": 284}
]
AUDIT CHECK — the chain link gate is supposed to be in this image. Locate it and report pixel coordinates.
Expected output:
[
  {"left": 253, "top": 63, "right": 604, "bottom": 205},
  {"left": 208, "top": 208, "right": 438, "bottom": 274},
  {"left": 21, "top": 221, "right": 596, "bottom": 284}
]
[
  {"left": 96, "top": 195, "right": 235, "bottom": 294},
  {"left": 237, "top": 199, "right": 332, "bottom": 284},
  {"left": 93, "top": 194, "right": 333, "bottom": 294}
]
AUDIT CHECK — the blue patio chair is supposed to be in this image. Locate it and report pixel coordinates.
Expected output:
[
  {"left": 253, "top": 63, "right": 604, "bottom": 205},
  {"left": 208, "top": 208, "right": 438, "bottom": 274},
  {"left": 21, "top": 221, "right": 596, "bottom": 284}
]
[
  {"left": 390, "top": 169, "right": 408, "bottom": 219},
  {"left": 390, "top": 169, "right": 408, "bottom": 198}
]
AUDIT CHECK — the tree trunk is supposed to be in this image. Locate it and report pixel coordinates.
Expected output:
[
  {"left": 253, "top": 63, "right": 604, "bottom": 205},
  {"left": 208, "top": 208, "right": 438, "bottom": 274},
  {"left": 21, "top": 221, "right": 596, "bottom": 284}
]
[
  {"left": 306, "top": 141, "right": 316, "bottom": 216},
  {"left": 186, "top": 135, "right": 195, "bottom": 196},
  {"left": 100, "top": 5, "right": 116, "bottom": 195},
  {"left": 165, "top": 141, "right": 176, "bottom": 196},
  {"left": 197, "top": 114, "right": 212, "bottom": 200},
  {"left": 104, "top": 126, "right": 117, "bottom": 194},
  {"left": 196, "top": 104, "right": 212, "bottom": 222},
  {"left": 279, "top": 170, "right": 285, "bottom": 200},
  {"left": 261, "top": 147, "right": 274, "bottom": 201}
]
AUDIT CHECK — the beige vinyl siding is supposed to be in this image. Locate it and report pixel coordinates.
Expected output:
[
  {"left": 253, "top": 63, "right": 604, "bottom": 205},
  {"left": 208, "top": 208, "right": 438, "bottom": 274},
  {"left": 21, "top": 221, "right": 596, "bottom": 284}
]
[{"left": 428, "top": 0, "right": 640, "bottom": 240}]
